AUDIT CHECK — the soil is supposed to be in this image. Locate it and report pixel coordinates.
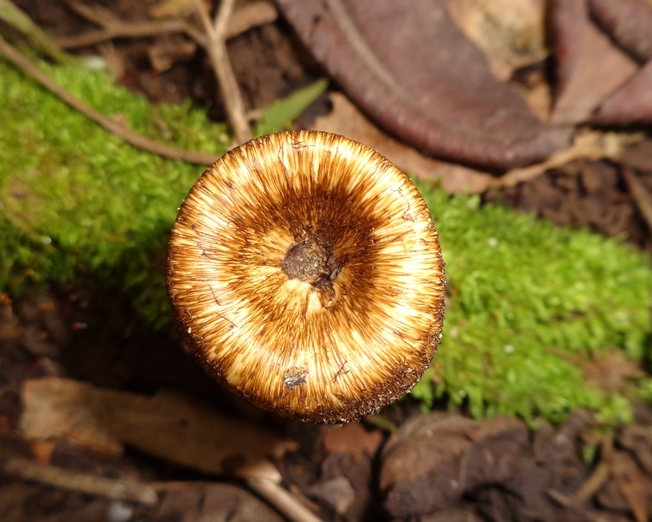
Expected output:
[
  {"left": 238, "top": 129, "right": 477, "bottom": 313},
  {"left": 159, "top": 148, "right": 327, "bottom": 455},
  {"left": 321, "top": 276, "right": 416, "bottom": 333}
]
[{"left": 2, "top": 1, "right": 652, "bottom": 521}]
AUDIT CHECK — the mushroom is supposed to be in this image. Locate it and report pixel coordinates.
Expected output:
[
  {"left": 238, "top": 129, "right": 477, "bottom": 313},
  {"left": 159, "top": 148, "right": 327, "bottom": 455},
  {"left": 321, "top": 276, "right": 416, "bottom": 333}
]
[{"left": 167, "top": 130, "right": 445, "bottom": 423}]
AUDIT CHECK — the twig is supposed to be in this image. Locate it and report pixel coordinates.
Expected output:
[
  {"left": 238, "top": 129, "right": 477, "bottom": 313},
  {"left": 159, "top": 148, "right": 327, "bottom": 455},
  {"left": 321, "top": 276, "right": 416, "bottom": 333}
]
[
  {"left": 622, "top": 168, "right": 652, "bottom": 235},
  {"left": 0, "top": 33, "right": 218, "bottom": 165},
  {"left": 0, "top": 0, "right": 74, "bottom": 64},
  {"left": 60, "top": 8, "right": 199, "bottom": 48},
  {"left": 491, "top": 130, "right": 645, "bottom": 189},
  {"left": 246, "top": 476, "right": 323, "bottom": 522},
  {"left": 223, "top": 0, "right": 278, "bottom": 39},
  {"left": 193, "top": 0, "right": 251, "bottom": 145},
  {"left": 547, "top": 435, "right": 614, "bottom": 520},
  {"left": 59, "top": 0, "right": 208, "bottom": 49},
  {"left": 57, "top": 0, "right": 277, "bottom": 49},
  {"left": 548, "top": 463, "right": 608, "bottom": 507},
  {"left": 1, "top": 455, "right": 158, "bottom": 506}
]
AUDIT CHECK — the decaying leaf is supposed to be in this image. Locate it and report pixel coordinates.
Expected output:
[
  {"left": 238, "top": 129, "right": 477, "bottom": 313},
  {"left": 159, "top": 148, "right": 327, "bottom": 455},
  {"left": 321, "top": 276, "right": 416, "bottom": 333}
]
[
  {"left": 322, "top": 422, "right": 383, "bottom": 459},
  {"left": 19, "top": 378, "right": 124, "bottom": 456},
  {"left": 593, "top": 61, "right": 652, "bottom": 124},
  {"left": 588, "top": 0, "right": 652, "bottom": 62},
  {"left": 380, "top": 413, "right": 531, "bottom": 518},
  {"left": 444, "top": 0, "right": 547, "bottom": 81},
  {"left": 612, "top": 449, "right": 649, "bottom": 522},
  {"left": 550, "top": 0, "right": 639, "bottom": 124},
  {"left": 278, "top": 0, "right": 571, "bottom": 169},
  {"left": 19, "top": 377, "right": 297, "bottom": 481}
]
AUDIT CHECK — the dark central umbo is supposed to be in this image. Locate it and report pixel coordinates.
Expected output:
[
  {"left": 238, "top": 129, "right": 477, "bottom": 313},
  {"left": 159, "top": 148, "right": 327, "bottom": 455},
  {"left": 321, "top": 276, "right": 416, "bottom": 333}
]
[{"left": 281, "top": 236, "right": 336, "bottom": 285}]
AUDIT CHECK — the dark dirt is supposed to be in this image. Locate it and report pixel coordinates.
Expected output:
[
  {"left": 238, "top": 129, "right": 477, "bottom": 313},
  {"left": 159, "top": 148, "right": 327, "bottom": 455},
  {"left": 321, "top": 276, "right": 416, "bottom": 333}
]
[{"left": 2, "top": 1, "right": 652, "bottom": 522}]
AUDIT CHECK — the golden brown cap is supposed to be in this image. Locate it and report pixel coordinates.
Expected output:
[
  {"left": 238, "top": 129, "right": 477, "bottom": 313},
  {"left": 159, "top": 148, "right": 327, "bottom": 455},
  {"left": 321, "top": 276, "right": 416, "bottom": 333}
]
[{"left": 167, "top": 130, "right": 445, "bottom": 423}]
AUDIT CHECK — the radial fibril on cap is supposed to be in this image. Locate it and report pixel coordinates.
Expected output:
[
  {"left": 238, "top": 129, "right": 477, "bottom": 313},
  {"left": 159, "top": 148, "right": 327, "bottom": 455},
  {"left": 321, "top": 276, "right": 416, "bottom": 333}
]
[{"left": 167, "top": 130, "right": 445, "bottom": 423}]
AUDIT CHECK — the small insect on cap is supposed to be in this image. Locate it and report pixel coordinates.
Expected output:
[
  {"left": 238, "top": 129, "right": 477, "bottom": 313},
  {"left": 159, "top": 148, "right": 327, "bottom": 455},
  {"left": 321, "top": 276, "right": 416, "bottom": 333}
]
[{"left": 166, "top": 130, "right": 446, "bottom": 423}]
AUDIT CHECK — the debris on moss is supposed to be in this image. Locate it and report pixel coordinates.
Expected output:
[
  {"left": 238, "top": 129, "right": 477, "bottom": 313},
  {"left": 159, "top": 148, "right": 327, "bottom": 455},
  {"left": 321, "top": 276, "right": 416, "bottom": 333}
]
[{"left": 0, "top": 60, "right": 650, "bottom": 424}]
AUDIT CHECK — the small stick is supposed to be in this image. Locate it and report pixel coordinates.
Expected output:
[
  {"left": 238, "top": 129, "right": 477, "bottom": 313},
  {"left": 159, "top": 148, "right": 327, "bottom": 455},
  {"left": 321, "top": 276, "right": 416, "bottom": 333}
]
[
  {"left": 193, "top": 0, "right": 251, "bottom": 145},
  {"left": 58, "top": 4, "right": 200, "bottom": 49},
  {"left": 0, "top": 34, "right": 218, "bottom": 165},
  {"left": 58, "top": 1, "right": 277, "bottom": 50},
  {"left": 1, "top": 455, "right": 158, "bottom": 506},
  {"left": 245, "top": 476, "right": 323, "bottom": 522},
  {"left": 491, "top": 130, "right": 645, "bottom": 189}
]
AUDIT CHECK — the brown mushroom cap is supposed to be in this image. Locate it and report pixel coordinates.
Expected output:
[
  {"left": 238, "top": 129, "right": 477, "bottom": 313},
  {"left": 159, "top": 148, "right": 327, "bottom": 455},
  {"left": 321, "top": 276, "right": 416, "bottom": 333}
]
[{"left": 167, "top": 130, "right": 445, "bottom": 423}]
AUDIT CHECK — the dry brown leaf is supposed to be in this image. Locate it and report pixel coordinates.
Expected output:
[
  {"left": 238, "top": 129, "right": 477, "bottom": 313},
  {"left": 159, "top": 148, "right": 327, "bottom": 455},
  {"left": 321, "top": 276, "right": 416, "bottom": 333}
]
[
  {"left": 588, "top": 0, "right": 652, "bottom": 62},
  {"left": 611, "top": 449, "right": 650, "bottom": 522},
  {"left": 312, "top": 93, "right": 495, "bottom": 194},
  {"left": 19, "top": 377, "right": 298, "bottom": 481},
  {"left": 279, "top": 0, "right": 570, "bottom": 169},
  {"left": 551, "top": 0, "right": 639, "bottom": 124},
  {"left": 19, "top": 378, "right": 124, "bottom": 456},
  {"left": 593, "top": 60, "right": 652, "bottom": 124},
  {"left": 322, "top": 422, "right": 383, "bottom": 458},
  {"left": 380, "top": 413, "right": 529, "bottom": 518},
  {"left": 444, "top": 0, "right": 547, "bottom": 81}
]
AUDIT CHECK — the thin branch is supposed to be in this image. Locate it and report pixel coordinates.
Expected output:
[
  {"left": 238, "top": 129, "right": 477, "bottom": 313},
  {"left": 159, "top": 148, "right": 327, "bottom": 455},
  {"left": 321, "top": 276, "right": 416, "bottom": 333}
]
[
  {"left": 57, "top": 0, "right": 277, "bottom": 50},
  {"left": 491, "top": 130, "right": 645, "bottom": 189},
  {"left": 59, "top": 13, "right": 199, "bottom": 49},
  {"left": 213, "top": 0, "right": 234, "bottom": 36},
  {"left": 0, "top": 33, "right": 219, "bottom": 165},
  {"left": 58, "top": 0, "right": 258, "bottom": 146},
  {"left": 193, "top": 0, "right": 251, "bottom": 145},
  {"left": 59, "top": 0, "right": 208, "bottom": 49},
  {"left": 245, "top": 477, "right": 323, "bottom": 522},
  {"left": 0, "top": 0, "right": 74, "bottom": 64}
]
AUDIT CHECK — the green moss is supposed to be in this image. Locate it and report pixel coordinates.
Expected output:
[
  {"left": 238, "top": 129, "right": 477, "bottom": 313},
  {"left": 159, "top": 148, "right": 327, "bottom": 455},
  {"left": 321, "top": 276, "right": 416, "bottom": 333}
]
[
  {"left": 0, "top": 60, "right": 230, "bottom": 326},
  {"left": 0, "top": 59, "right": 650, "bottom": 424},
  {"left": 411, "top": 184, "right": 651, "bottom": 424}
]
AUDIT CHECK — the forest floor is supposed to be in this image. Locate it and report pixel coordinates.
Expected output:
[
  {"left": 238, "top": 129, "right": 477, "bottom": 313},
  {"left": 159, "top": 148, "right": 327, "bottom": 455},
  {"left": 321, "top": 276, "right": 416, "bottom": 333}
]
[{"left": 2, "top": 1, "right": 652, "bottom": 521}]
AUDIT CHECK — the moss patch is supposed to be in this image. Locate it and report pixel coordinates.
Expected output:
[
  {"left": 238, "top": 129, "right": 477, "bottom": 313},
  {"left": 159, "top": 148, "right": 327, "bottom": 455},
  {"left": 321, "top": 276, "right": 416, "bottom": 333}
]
[
  {"left": 412, "top": 186, "right": 651, "bottom": 424},
  {"left": 0, "top": 60, "right": 650, "bottom": 423},
  {"left": 0, "top": 60, "right": 230, "bottom": 326}
]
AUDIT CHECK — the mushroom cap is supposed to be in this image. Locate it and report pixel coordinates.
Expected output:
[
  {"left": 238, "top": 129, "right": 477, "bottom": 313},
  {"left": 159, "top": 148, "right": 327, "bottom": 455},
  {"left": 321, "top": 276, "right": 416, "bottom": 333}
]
[{"left": 167, "top": 130, "right": 445, "bottom": 423}]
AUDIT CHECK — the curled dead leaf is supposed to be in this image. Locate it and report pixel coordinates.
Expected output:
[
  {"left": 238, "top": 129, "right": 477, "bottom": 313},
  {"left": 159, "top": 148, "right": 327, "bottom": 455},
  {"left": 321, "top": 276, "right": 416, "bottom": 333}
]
[{"left": 279, "top": 0, "right": 571, "bottom": 169}]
